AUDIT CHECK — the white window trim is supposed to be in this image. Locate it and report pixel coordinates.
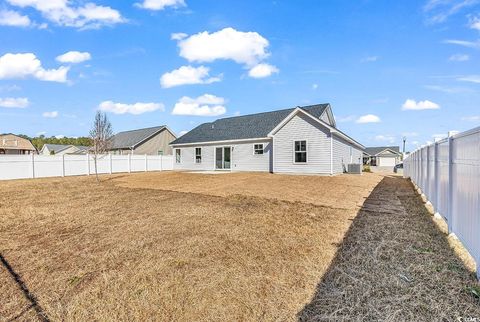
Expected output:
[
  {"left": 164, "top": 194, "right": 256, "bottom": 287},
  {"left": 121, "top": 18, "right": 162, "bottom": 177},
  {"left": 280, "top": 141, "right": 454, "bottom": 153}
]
[
  {"left": 293, "top": 139, "right": 308, "bottom": 164},
  {"left": 253, "top": 143, "right": 264, "bottom": 155},
  {"left": 195, "top": 147, "right": 202, "bottom": 164}
]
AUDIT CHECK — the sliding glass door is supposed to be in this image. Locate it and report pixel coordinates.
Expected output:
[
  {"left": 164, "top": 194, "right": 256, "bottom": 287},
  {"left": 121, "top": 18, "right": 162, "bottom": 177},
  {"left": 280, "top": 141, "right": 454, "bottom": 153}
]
[{"left": 215, "top": 147, "right": 231, "bottom": 170}]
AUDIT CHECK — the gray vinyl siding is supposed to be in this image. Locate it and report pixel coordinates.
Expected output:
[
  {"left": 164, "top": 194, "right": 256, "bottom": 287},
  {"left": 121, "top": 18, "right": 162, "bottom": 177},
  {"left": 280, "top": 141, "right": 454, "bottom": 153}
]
[
  {"left": 172, "top": 139, "right": 271, "bottom": 172},
  {"left": 273, "top": 113, "right": 331, "bottom": 174},
  {"left": 332, "top": 135, "right": 363, "bottom": 174}
]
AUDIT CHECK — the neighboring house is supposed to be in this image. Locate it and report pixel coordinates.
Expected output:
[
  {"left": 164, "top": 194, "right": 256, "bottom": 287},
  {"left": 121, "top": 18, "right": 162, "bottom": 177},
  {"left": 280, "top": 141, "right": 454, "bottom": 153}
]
[
  {"left": 0, "top": 134, "right": 36, "bottom": 155},
  {"left": 40, "top": 144, "right": 90, "bottom": 155},
  {"left": 170, "top": 104, "right": 364, "bottom": 175},
  {"left": 363, "top": 146, "right": 402, "bottom": 167},
  {"left": 109, "top": 125, "right": 177, "bottom": 155}
]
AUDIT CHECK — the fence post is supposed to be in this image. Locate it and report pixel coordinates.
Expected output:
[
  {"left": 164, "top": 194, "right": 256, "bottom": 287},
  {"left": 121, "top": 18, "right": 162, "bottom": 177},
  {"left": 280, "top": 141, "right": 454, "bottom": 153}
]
[
  {"left": 109, "top": 153, "right": 113, "bottom": 174},
  {"left": 145, "top": 154, "right": 148, "bottom": 172},
  {"left": 128, "top": 153, "right": 131, "bottom": 173},
  {"left": 62, "top": 154, "right": 65, "bottom": 177},
  {"left": 31, "top": 153, "right": 35, "bottom": 179},
  {"left": 447, "top": 136, "right": 454, "bottom": 233},
  {"left": 160, "top": 155, "right": 163, "bottom": 171}
]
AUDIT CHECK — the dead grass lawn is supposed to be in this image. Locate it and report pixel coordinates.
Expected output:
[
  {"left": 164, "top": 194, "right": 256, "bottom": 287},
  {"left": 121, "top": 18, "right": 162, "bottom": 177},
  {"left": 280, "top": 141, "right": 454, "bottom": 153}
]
[{"left": 0, "top": 172, "right": 380, "bottom": 321}]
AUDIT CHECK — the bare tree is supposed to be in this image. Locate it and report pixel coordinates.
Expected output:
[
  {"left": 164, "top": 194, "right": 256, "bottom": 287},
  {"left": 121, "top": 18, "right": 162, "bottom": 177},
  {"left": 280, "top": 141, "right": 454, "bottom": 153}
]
[{"left": 89, "top": 111, "right": 113, "bottom": 182}]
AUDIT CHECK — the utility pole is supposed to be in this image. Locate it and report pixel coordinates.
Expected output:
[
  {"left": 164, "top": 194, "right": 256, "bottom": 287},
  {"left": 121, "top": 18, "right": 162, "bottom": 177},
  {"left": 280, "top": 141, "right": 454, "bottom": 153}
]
[{"left": 403, "top": 137, "right": 406, "bottom": 153}]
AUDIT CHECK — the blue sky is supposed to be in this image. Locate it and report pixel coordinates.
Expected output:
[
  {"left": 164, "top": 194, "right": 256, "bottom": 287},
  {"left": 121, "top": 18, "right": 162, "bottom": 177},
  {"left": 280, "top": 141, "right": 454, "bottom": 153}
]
[{"left": 0, "top": 0, "right": 479, "bottom": 150}]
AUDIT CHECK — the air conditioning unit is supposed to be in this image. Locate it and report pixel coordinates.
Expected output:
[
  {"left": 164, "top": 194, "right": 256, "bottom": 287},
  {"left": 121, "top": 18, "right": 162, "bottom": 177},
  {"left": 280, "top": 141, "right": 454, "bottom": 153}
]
[{"left": 347, "top": 163, "right": 362, "bottom": 174}]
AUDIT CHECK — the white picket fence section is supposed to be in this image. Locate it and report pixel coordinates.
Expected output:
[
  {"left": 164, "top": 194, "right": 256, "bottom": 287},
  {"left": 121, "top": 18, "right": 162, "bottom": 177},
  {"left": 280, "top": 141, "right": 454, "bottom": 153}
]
[
  {"left": 403, "top": 126, "right": 480, "bottom": 278},
  {"left": 0, "top": 154, "right": 174, "bottom": 180}
]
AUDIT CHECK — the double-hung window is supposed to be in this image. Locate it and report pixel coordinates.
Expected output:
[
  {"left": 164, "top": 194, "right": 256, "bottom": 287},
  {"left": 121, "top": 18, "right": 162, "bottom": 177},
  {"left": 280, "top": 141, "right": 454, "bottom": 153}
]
[
  {"left": 294, "top": 140, "right": 307, "bottom": 163},
  {"left": 195, "top": 147, "right": 202, "bottom": 163},
  {"left": 254, "top": 144, "right": 264, "bottom": 155},
  {"left": 175, "top": 149, "right": 181, "bottom": 164}
]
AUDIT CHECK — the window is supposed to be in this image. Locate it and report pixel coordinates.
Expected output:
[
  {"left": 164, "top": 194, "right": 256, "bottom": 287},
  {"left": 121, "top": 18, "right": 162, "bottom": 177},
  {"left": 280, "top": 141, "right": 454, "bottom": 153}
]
[
  {"left": 195, "top": 147, "right": 202, "bottom": 163},
  {"left": 254, "top": 144, "right": 264, "bottom": 155},
  {"left": 158, "top": 150, "right": 163, "bottom": 155},
  {"left": 175, "top": 149, "right": 181, "bottom": 164},
  {"left": 294, "top": 140, "right": 307, "bottom": 163}
]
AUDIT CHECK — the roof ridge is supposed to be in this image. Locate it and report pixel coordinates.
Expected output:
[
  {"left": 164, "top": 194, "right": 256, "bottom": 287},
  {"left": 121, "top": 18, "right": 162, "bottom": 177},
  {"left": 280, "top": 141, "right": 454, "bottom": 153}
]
[
  {"left": 115, "top": 125, "right": 165, "bottom": 135},
  {"left": 212, "top": 103, "right": 329, "bottom": 122}
]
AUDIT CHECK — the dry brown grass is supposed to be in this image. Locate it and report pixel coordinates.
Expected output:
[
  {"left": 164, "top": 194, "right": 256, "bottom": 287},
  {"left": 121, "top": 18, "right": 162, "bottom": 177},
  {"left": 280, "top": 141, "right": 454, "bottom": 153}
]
[
  {"left": 299, "top": 176, "right": 480, "bottom": 321},
  {"left": 0, "top": 172, "right": 478, "bottom": 321},
  {"left": 0, "top": 172, "right": 381, "bottom": 321}
]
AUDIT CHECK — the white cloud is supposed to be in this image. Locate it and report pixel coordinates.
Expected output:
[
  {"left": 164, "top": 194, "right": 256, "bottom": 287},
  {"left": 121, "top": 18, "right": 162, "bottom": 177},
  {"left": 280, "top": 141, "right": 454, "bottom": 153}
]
[
  {"left": 402, "top": 99, "right": 440, "bottom": 110},
  {"left": 443, "top": 39, "right": 480, "bottom": 49},
  {"left": 312, "top": 84, "right": 318, "bottom": 90},
  {"left": 0, "top": 53, "right": 69, "bottom": 83},
  {"left": 6, "top": 0, "right": 125, "bottom": 29},
  {"left": 457, "top": 75, "right": 480, "bottom": 83},
  {"left": 178, "top": 130, "right": 188, "bottom": 136},
  {"left": 461, "top": 115, "right": 480, "bottom": 122},
  {"left": 43, "top": 111, "right": 58, "bottom": 118},
  {"left": 55, "top": 134, "right": 65, "bottom": 139},
  {"left": 0, "top": 9, "right": 31, "bottom": 27},
  {"left": 424, "top": 0, "right": 477, "bottom": 24},
  {"left": 337, "top": 115, "right": 356, "bottom": 123},
  {"left": 374, "top": 135, "right": 395, "bottom": 143},
  {"left": 470, "top": 15, "right": 480, "bottom": 31},
  {"left": 172, "top": 94, "right": 226, "bottom": 116},
  {"left": 356, "top": 114, "right": 381, "bottom": 124},
  {"left": 160, "top": 65, "right": 221, "bottom": 88},
  {"left": 99, "top": 101, "right": 165, "bottom": 115},
  {"left": 432, "top": 133, "right": 448, "bottom": 142},
  {"left": 171, "top": 32, "right": 188, "bottom": 40},
  {"left": 424, "top": 84, "right": 472, "bottom": 93},
  {"left": 0, "top": 97, "right": 29, "bottom": 108},
  {"left": 176, "top": 27, "right": 270, "bottom": 66},
  {"left": 361, "top": 55, "right": 379, "bottom": 62},
  {"left": 56, "top": 51, "right": 91, "bottom": 64},
  {"left": 248, "top": 63, "right": 279, "bottom": 78},
  {"left": 449, "top": 54, "right": 469, "bottom": 61},
  {"left": 36, "top": 131, "right": 46, "bottom": 136},
  {"left": 136, "top": 0, "right": 185, "bottom": 10}
]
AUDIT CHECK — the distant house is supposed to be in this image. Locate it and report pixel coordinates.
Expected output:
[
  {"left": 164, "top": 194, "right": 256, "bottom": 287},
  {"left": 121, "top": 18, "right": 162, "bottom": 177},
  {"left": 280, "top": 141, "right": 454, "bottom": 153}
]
[
  {"left": 170, "top": 104, "right": 364, "bottom": 174},
  {"left": 363, "top": 146, "right": 402, "bottom": 167},
  {"left": 0, "top": 134, "right": 36, "bottom": 154},
  {"left": 108, "top": 125, "right": 176, "bottom": 155},
  {"left": 40, "top": 144, "right": 90, "bottom": 155}
]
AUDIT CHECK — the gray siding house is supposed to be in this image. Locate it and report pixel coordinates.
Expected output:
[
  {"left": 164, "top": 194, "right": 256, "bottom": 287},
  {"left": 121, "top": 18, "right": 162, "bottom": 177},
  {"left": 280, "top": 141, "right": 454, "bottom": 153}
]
[
  {"left": 170, "top": 104, "right": 364, "bottom": 175},
  {"left": 109, "top": 125, "right": 177, "bottom": 155}
]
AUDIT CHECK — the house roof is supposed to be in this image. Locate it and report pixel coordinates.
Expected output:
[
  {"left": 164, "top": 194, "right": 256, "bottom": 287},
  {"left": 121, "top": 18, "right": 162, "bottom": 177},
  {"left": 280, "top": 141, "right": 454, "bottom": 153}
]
[
  {"left": 42, "top": 144, "right": 90, "bottom": 154},
  {"left": 170, "top": 104, "right": 330, "bottom": 145},
  {"left": 364, "top": 146, "right": 401, "bottom": 156},
  {"left": 0, "top": 134, "right": 36, "bottom": 151},
  {"left": 109, "top": 125, "right": 167, "bottom": 149}
]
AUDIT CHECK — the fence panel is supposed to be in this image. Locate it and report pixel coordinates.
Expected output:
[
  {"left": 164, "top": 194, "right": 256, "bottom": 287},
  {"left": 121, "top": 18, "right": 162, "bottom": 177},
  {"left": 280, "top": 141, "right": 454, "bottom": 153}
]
[
  {"left": 0, "top": 154, "right": 174, "bottom": 180},
  {"left": 404, "top": 127, "right": 480, "bottom": 279}
]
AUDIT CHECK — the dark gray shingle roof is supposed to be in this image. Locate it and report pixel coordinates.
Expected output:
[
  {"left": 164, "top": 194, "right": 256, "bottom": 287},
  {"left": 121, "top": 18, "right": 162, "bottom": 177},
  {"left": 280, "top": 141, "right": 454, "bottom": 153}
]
[
  {"left": 171, "top": 104, "right": 330, "bottom": 145},
  {"left": 364, "top": 146, "right": 401, "bottom": 156},
  {"left": 110, "top": 126, "right": 166, "bottom": 149},
  {"left": 43, "top": 144, "right": 91, "bottom": 153}
]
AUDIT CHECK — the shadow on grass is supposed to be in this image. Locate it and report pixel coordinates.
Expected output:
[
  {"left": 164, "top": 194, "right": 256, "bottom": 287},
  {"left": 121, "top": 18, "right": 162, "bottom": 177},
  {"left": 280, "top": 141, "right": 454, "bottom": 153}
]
[
  {"left": 0, "top": 253, "right": 50, "bottom": 322},
  {"left": 298, "top": 176, "right": 480, "bottom": 321}
]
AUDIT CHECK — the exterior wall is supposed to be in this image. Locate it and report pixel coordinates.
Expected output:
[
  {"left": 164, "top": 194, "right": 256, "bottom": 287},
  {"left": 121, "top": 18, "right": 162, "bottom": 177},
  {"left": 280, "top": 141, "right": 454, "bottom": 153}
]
[
  {"left": 133, "top": 129, "right": 176, "bottom": 155},
  {"left": 273, "top": 113, "right": 331, "bottom": 174},
  {"left": 172, "top": 139, "right": 272, "bottom": 172},
  {"left": 332, "top": 135, "right": 363, "bottom": 174},
  {"left": 2, "top": 149, "right": 33, "bottom": 155}
]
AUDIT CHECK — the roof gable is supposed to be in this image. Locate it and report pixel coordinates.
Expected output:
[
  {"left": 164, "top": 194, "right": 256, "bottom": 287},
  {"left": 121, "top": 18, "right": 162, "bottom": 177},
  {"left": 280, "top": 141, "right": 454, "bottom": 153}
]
[
  {"left": 170, "top": 104, "right": 330, "bottom": 145},
  {"left": 110, "top": 126, "right": 168, "bottom": 149},
  {"left": 364, "top": 146, "right": 401, "bottom": 156}
]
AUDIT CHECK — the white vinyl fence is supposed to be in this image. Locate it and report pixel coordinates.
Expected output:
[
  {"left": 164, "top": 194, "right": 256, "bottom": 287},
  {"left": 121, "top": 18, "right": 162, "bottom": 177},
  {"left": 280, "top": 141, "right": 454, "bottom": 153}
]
[
  {"left": 404, "top": 126, "right": 480, "bottom": 278},
  {"left": 0, "top": 154, "right": 174, "bottom": 180}
]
